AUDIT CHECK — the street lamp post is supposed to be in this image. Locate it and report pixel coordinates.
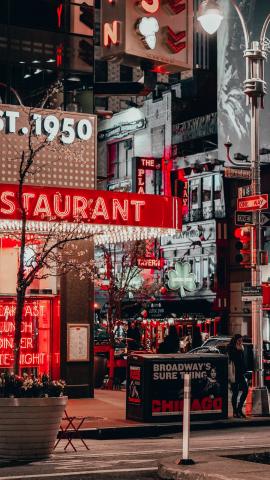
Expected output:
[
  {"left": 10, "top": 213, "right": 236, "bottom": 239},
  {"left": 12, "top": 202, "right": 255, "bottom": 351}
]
[{"left": 198, "top": 0, "right": 270, "bottom": 415}]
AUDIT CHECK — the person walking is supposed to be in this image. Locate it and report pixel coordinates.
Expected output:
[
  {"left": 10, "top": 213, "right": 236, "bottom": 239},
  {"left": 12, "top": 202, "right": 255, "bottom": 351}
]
[
  {"left": 126, "top": 321, "right": 141, "bottom": 351},
  {"left": 158, "top": 325, "right": 179, "bottom": 353},
  {"left": 227, "top": 334, "right": 249, "bottom": 418}
]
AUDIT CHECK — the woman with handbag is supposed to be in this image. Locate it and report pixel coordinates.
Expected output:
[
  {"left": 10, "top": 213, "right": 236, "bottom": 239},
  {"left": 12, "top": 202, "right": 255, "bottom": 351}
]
[{"left": 228, "top": 334, "right": 249, "bottom": 418}]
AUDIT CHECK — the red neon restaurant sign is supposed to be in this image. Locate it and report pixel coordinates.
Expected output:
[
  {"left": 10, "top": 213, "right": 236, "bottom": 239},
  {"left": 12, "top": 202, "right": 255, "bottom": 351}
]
[{"left": 0, "top": 185, "right": 182, "bottom": 230}]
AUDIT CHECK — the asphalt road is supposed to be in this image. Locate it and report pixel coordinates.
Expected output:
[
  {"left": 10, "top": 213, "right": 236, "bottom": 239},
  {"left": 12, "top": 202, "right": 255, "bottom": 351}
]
[{"left": 1, "top": 425, "right": 270, "bottom": 480}]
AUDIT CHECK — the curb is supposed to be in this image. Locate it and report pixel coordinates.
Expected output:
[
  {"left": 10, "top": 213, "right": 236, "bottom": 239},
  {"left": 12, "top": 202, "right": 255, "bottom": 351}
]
[
  {"left": 59, "top": 416, "right": 270, "bottom": 440},
  {"left": 157, "top": 451, "right": 270, "bottom": 480}
]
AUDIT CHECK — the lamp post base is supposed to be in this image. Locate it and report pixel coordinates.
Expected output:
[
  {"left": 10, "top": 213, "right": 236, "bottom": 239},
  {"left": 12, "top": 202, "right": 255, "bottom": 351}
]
[{"left": 246, "top": 387, "right": 270, "bottom": 416}]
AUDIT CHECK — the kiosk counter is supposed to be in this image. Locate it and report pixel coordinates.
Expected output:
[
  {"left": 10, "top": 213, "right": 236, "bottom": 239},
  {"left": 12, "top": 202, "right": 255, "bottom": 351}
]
[{"left": 126, "top": 353, "right": 228, "bottom": 422}]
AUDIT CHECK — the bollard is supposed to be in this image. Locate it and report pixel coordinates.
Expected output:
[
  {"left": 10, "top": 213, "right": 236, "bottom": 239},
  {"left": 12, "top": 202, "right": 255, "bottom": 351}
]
[{"left": 178, "top": 373, "right": 195, "bottom": 465}]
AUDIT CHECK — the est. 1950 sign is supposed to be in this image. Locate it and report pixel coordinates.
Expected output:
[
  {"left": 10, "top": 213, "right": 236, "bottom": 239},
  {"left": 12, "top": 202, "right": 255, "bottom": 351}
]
[
  {"left": 0, "top": 109, "right": 93, "bottom": 144},
  {"left": 0, "top": 104, "right": 97, "bottom": 190}
]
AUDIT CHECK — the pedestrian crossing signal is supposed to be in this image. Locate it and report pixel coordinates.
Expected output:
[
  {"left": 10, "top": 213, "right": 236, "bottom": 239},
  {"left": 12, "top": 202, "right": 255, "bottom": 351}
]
[{"left": 234, "top": 227, "right": 251, "bottom": 267}]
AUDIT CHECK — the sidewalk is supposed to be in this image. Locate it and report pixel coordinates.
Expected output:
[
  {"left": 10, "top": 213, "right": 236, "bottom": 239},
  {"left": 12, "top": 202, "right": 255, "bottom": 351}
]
[
  {"left": 63, "top": 389, "right": 270, "bottom": 439},
  {"left": 158, "top": 450, "right": 270, "bottom": 480}
]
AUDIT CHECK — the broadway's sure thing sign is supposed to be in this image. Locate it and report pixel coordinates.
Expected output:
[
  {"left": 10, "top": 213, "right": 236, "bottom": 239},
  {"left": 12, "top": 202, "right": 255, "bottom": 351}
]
[
  {"left": 0, "top": 184, "right": 182, "bottom": 231},
  {"left": 126, "top": 353, "right": 228, "bottom": 422}
]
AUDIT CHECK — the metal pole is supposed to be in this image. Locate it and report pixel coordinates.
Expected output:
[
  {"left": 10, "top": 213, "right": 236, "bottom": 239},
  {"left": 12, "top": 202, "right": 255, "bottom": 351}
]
[
  {"left": 250, "top": 97, "right": 263, "bottom": 389},
  {"left": 243, "top": 38, "right": 269, "bottom": 413},
  {"left": 179, "top": 374, "right": 194, "bottom": 465},
  {"left": 227, "top": 4, "right": 270, "bottom": 414}
]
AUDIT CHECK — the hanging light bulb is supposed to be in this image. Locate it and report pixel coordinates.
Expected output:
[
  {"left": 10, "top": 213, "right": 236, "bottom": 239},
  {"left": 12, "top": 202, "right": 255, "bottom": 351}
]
[{"left": 197, "top": 0, "right": 223, "bottom": 35}]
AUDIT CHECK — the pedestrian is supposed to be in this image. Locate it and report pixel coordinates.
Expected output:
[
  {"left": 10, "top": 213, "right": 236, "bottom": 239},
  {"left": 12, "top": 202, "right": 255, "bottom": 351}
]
[
  {"left": 192, "top": 326, "right": 203, "bottom": 349},
  {"left": 227, "top": 334, "right": 249, "bottom": 418},
  {"left": 158, "top": 325, "right": 179, "bottom": 353},
  {"left": 126, "top": 321, "right": 141, "bottom": 351}
]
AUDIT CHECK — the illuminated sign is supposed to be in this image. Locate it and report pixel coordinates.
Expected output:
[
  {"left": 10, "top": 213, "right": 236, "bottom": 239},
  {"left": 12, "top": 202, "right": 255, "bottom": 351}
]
[
  {"left": 0, "top": 299, "right": 51, "bottom": 369},
  {"left": 137, "top": 258, "right": 164, "bottom": 269},
  {"left": 0, "top": 184, "right": 182, "bottom": 231},
  {"left": 0, "top": 104, "right": 97, "bottom": 191},
  {"left": 101, "top": 0, "right": 193, "bottom": 72},
  {"left": 132, "top": 157, "right": 162, "bottom": 194},
  {"left": 0, "top": 109, "right": 92, "bottom": 144}
]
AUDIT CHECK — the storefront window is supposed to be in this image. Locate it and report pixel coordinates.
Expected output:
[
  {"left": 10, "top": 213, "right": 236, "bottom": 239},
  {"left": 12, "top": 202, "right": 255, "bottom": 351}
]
[{"left": 214, "top": 173, "right": 225, "bottom": 218}]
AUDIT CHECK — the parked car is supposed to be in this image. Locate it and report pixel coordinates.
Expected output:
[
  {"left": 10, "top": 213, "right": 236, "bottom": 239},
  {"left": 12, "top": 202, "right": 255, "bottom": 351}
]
[{"left": 189, "top": 335, "right": 270, "bottom": 388}]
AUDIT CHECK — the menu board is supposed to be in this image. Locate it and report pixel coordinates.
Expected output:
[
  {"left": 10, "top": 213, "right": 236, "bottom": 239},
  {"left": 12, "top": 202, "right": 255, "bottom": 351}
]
[{"left": 67, "top": 324, "right": 90, "bottom": 362}]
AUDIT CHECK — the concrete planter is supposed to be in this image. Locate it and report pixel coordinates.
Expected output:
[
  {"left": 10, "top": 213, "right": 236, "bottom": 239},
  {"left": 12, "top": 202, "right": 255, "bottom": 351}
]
[{"left": 0, "top": 396, "right": 67, "bottom": 460}]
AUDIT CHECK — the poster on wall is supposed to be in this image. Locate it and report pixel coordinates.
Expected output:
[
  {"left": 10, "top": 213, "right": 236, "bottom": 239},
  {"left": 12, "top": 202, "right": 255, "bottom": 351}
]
[
  {"left": 127, "top": 366, "right": 142, "bottom": 405},
  {"left": 218, "top": 1, "right": 270, "bottom": 161},
  {"left": 67, "top": 324, "right": 90, "bottom": 362}
]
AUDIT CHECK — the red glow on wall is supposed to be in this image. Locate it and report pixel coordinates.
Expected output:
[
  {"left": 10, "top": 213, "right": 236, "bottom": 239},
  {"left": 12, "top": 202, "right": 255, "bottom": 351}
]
[
  {"left": 162, "top": 150, "right": 173, "bottom": 196},
  {"left": 56, "top": 44, "right": 63, "bottom": 66}
]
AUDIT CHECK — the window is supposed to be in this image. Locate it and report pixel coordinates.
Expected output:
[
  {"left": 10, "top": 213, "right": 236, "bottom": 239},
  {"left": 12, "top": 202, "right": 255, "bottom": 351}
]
[
  {"left": 95, "top": 60, "right": 108, "bottom": 82},
  {"left": 107, "top": 140, "right": 133, "bottom": 180},
  {"left": 120, "top": 65, "right": 133, "bottom": 82}
]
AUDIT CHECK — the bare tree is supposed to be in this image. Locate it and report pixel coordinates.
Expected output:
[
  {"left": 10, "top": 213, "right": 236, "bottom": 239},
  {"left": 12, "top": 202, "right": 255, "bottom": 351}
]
[
  {"left": 95, "top": 241, "right": 163, "bottom": 342},
  {"left": 8, "top": 108, "right": 96, "bottom": 374}
]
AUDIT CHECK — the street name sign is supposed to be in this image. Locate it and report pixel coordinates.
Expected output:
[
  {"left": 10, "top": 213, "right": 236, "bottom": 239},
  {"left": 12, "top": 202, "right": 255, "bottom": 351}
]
[
  {"left": 235, "top": 211, "right": 253, "bottom": 226},
  {"left": 242, "top": 286, "right": 262, "bottom": 302},
  {"left": 237, "top": 194, "right": 268, "bottom": 212}
]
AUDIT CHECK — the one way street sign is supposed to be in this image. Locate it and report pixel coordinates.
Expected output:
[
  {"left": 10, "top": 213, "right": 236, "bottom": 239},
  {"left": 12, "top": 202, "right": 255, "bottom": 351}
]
[{"left": 237, "top": 194, "right": 268, "bottom": 212}]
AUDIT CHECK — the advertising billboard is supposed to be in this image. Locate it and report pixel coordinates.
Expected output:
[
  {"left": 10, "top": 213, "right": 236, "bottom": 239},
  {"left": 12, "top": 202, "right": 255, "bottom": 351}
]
[
  {"left": 127, "top": 353, "right": 228, "bottom": 422},
  {"left": 218, "top": 1, "right": 270, "bottom": 161}
]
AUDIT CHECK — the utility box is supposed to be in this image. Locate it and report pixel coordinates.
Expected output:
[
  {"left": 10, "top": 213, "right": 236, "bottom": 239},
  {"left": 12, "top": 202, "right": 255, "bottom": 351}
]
[{"left": 126, "top": 353, "right": 228, "bottom": 422}]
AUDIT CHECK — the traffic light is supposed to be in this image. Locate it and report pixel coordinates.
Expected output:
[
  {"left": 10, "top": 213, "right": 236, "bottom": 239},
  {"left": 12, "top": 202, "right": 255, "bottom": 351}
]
[{"left": 234, "top": 226, "right": 251, "bottom": 267}]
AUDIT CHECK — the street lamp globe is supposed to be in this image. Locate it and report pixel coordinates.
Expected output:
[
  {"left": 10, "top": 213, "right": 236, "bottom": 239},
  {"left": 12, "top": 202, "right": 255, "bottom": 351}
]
[{"left": 197, "top": 0, "right": 224, "bottom": 35}]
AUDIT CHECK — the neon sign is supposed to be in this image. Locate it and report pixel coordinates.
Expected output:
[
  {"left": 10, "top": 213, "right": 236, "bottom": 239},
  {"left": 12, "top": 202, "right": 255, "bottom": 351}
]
[
  {"left": 137, "top": 258, "right": 164, "bottom": 269},
  {"left": 0, "top": 184, "right": 182, "bottom": 231},
  {"left": 0, "top": 299, "right": 51, "bottom": 370},
  {"left": 101, "top": 0, "right": 193, "bottom": 73},
  {"left": 133, "top": 157, "right": 162, "bottom": 194}
]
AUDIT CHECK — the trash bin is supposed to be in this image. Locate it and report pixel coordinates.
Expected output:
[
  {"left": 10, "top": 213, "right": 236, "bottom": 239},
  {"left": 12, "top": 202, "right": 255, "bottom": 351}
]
[
  {"left": 94, "top": 354, "right": 107, "bottom": 388},
  {"left": 126, "top": 353, "right": 228, "bottom": 422}
]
